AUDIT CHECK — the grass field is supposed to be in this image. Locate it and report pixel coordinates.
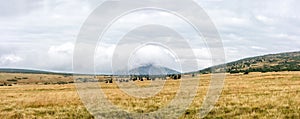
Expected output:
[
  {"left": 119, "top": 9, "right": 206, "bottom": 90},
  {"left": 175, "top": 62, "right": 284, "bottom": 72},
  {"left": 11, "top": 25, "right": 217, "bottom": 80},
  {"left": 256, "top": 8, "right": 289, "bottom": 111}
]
[{"left": 0, "top": 72, "right": 299, "bottom": 118}]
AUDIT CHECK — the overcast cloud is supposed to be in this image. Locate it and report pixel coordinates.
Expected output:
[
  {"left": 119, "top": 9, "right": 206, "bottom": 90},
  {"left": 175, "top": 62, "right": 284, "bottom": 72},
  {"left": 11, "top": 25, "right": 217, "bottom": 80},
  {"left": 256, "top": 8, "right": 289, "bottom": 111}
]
[{"left": 0, "top": 0, "right": 299, "bottom": 73}]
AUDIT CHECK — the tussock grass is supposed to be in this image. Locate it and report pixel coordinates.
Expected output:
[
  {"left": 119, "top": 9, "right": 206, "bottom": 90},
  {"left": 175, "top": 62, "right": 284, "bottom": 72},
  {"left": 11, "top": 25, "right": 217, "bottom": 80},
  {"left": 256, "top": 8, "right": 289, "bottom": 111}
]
[{"left": 0, "top": 72, "right": 299, "bottom": 118}]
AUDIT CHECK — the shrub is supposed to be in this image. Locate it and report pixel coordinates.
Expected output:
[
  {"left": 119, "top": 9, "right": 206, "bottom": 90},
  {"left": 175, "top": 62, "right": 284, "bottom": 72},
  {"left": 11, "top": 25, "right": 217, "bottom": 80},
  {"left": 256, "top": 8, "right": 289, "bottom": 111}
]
[
  {"left": 57, "top": 81, "right": 68, "bottom": 85},
  {"left": 7, "top": 79, "right": 18, "bottom": 82},
  {"left": 105, "top": 79, "right": 113, "bottom": 83},
  {"left": 230, "top": 70, "right": 240, "bottom": 74}
]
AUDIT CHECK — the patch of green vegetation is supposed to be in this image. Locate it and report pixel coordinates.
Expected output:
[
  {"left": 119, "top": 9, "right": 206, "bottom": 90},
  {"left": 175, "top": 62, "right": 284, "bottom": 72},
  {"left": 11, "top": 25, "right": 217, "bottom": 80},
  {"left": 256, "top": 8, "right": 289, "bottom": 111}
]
[
  {"left": 200, "top": 51, "right": 300, "bottom": 73},
  {"left": 289, "top": 76, "right": 300, "bottom": 80}
]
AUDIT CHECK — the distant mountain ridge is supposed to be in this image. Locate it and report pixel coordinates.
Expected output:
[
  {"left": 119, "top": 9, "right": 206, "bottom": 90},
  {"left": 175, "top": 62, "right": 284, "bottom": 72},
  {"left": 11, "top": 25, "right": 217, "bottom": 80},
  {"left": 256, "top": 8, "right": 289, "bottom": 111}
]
[
  {"left": 0, "top": 65, "right": 181, "bottom": 76},
  {"left": 129, "top": 64, "right": 180, "bottom": 75},
  {"left": 200, "top": 51, "right": 300, "bottom": 73},
  {"left": 0, "top": 68, "right": 72, "bottom": 75},
  {"left": 0, "top": 68, "right": 52, "bottom": 73},
  {"left": 1, "top": 51, "right": 299, "bottom": 75}
]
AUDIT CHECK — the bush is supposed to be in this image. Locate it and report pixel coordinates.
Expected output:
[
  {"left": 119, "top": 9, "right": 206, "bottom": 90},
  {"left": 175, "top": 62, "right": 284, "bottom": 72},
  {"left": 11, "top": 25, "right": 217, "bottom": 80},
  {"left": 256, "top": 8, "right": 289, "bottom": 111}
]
[
  {"left": 230, "top": 70, "right": 240, "bottom": 74},
  {"left": 106, "top": 79, "right": 113, "bottom": 83},
  {"left": 57, "top": 81, "right": 68, "bottom": 85},
  {"left": 7, "top": 79, "right": 18, "bottom": 82}
]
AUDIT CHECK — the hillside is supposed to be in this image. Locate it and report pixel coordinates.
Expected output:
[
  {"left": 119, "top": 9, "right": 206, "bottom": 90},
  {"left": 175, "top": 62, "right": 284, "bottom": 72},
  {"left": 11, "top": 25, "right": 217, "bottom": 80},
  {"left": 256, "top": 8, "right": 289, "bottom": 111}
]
[
  {"left": 200, "top": 51, "right": 300, "bottom": 74},
  {"left": 1, "top": 51, "right": 299, "bottom": 75},
  {"left": 0, "top": 68, "right": 72, "bottom": 75},
  {"left": 0, "top": 68, "right": 54, "bottom": 74}
]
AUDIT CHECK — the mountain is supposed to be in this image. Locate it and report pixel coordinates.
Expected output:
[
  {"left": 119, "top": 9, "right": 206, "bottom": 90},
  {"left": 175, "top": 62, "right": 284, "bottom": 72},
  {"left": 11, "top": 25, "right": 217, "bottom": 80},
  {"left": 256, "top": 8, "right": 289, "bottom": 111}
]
[
  {"left": 129, "top": 64, "right": 180, "bottom": 75},
  {"left": 0, "top": 68, "right": 72, "bottom": 75},
  {"left": 200, "top": 51, "right": 300, "bottom": 74},
  {"left": 2, "top": 51, "right": 299, "bottom": 75}
]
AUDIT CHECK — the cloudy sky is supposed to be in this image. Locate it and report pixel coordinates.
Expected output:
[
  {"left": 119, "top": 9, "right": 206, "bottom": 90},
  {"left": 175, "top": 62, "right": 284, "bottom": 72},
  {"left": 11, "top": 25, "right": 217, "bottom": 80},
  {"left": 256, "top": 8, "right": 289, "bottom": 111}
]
[{"left": 0, "top": 0, "right": 299, "bottom": 73}]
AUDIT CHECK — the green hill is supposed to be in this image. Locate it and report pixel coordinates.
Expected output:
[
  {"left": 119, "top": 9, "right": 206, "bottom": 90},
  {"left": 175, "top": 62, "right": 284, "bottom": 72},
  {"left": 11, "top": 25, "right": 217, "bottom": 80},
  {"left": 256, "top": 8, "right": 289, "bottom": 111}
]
[{"left": 200, "top": 51, "right": 300, "bottom": 74}]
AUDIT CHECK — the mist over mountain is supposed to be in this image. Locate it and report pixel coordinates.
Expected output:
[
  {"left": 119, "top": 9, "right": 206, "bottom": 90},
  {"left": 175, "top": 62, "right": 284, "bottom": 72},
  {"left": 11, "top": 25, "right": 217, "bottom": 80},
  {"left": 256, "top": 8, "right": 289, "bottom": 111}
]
[
  {"left": 129, "top": 64, "right": 181, "bottom": 75},
  {"left": 1, "top": 51, "right": 300, "bottom": 75}
]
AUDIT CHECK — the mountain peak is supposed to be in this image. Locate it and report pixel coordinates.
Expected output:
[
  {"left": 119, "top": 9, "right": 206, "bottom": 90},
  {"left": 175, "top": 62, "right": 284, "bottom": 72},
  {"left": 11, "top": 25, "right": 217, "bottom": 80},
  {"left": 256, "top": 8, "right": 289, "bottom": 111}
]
[{"left": 129, "top": 64, "right": 180, "bottom": 75}]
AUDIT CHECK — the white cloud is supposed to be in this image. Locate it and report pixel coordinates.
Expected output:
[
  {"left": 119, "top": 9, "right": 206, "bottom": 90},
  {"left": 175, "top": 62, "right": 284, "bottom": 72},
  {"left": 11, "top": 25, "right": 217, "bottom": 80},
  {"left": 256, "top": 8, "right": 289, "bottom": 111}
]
[
  {"left": 0, "top": 54, "right": 23, "bottom": 65},
  {"left": 0, "top": 0, "right": 299, "bottom": 73},
  {"left": 48, "top": 42, "right": 74, "bottom": 56},
  {"left": 255, "top": 15, "right": 274, "bottom": 24},
  {"left": 250, "top": 46, "right": 266, "bottom": 50},
  {"left": 45, "top": 42, "right": 74, "bottom": 71}
]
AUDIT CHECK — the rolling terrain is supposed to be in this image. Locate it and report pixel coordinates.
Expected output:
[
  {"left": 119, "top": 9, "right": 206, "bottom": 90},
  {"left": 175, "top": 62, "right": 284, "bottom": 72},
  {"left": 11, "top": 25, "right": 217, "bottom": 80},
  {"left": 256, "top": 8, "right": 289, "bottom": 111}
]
[
  {"left": 0, "top": 68, "right": 56, "bottom": 74},
  {"left": 0, "top": 72, "right": 299, "bottom": 118},
  {"left": 0, "top": 51, "right": 299, "bottom": 118},
  {"left": 200, "top": 51, "right": 300, "bottom": 74},
  {"left": 2, "top": 51, "right": 300, "bottom": 76}
]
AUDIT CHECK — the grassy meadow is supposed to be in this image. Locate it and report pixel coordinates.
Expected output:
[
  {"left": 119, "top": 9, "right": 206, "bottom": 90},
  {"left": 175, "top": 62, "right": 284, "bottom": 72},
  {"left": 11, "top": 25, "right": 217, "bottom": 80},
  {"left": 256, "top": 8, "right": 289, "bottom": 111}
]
[{"left": 0, "top": 72, "right": 299, "bottom": 118}]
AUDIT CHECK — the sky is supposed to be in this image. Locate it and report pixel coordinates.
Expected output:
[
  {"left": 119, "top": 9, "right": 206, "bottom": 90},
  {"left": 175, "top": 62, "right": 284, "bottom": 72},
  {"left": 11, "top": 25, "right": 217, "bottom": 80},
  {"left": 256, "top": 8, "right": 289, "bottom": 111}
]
[{"left": 0, "top": 0, "right": 299, "bottom": 73}]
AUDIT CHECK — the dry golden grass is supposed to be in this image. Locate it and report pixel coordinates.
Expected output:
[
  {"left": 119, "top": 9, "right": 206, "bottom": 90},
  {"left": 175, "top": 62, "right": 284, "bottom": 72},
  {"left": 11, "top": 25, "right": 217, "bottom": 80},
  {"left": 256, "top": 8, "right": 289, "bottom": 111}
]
[
  {"left": 0, "top": 84, "right": 92, "bottom": 119},
  {"left": 0, "top": 72, "right": 299, "bottom": 118},
  {"left": 100, "top": 79, "right": 181, "bottom": 113},
  {"left": 0, "top": 73, "right": 73, "bottom": 85}
]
